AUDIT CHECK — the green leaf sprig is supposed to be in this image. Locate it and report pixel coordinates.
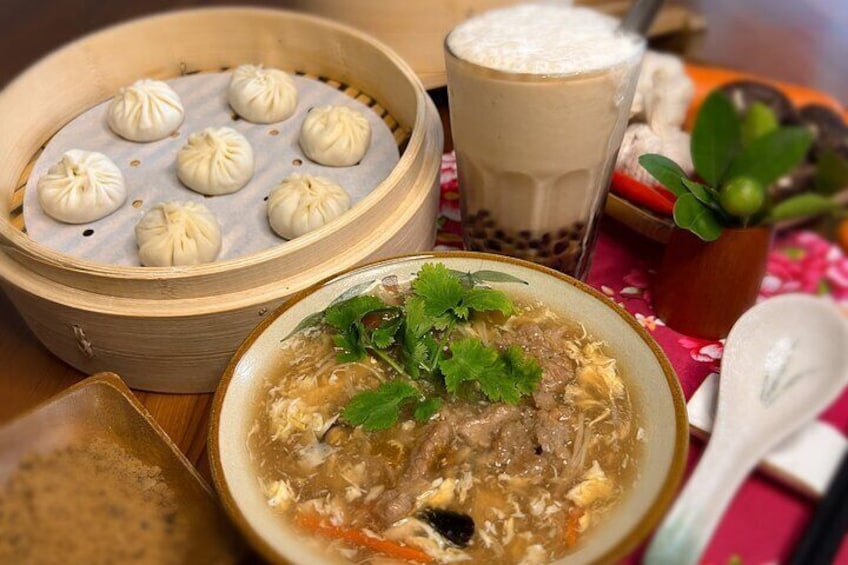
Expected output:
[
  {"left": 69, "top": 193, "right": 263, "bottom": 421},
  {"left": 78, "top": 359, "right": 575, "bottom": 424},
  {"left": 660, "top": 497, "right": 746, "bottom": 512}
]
[
  {"left": 638, "top": 92, "right": 839, "bottom": 241},
  {"left": 440, "top": 339, "right": 542, "bottom": 405},
  {"left": 318, "top": 263, "right": 540, "bottom": 431},
  {"left": 342, "top": 381, "right": 443, "bottom": 431}
]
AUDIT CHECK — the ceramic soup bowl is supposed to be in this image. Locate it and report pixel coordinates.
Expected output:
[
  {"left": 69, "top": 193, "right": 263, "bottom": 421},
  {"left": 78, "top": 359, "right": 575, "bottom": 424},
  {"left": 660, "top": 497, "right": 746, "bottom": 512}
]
[{"left": 209, "top": 251, "right": 688, "bottom": 564}]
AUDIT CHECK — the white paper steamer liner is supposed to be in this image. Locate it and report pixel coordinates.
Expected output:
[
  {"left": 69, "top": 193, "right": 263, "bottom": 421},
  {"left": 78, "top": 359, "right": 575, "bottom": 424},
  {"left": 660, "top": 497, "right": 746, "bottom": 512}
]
[{"left": 23, "top": 72, "right": 400, "bottom": 266}]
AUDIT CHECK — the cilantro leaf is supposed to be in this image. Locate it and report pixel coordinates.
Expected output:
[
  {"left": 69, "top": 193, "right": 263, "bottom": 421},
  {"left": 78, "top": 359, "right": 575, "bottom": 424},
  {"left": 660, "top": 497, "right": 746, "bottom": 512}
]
[
  {"left": 413, "top": 397, "right": 443, "bottom": 422},
  {"left": 331, "top": 264, "right": 537, "bottom": 433},
  {"left": 366, "top": 308, "right": 404, "bottom": 350},
  {"left": 342, "top": 381, "right": 421, "bottom": 431},
  {"left": 404, "top": 296, "right": 433, "bottom": 338},
  {"left": 462, "top": 287, "right": 514, "bottom": 317},
  {"left": 409, "top": 333, "right": 442, "bottom": 379},
  {"left": 401, "top": 296, "right": 435, "bottom": 377},
  {"left": 440, "top": 338, "right": 503, "bottom": 397},
  {"left": 440, "top": 338, "right": 497, "bottom": 394},
  {"left": 412, "top": 263, "right": 515, "bottom": 327},
  {"left": 452, "top": 303, "right": 470, "bottom": 320},
  {"left": 372, "top": 323, "right": 400, "bottom": 349},
  {"left": 440, "top": 339, "right": 541, "bottom": 404},
  {"left": 324, "top": 296, "right": 395, "bottom": 362},
  {"left": 501, "top": 345, "right": 543, "bottom": 397},
  {"left": 324, "top": 295, "right": 387, "bottom": 331},
  {"left": 413, "top": 263, "right": 467, "bottom": 319},
  {"left": 475, "top": 366, "right": 523, "bottom": 404},
  {"left": 402, "top": 336, "right": 430, "bottom": 379},
  {"left": 332, "top": 327, "right": 366, "bottom": 362}
]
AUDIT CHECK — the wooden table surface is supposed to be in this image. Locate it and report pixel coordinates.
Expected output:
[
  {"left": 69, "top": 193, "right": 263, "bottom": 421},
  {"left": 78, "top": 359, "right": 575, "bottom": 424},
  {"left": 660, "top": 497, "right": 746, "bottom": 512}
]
[{"left": 0, "top": 0, "right": 846, "bottom": 536}]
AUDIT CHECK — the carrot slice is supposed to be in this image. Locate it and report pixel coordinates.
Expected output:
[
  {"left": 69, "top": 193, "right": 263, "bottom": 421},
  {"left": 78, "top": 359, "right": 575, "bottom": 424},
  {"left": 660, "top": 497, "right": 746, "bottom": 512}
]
[
  {"left": 295, "top": 513, "right": 433, "bottom": 563},
  {"left": 563, "top": 508, "right": 584, "bottom": 548}
]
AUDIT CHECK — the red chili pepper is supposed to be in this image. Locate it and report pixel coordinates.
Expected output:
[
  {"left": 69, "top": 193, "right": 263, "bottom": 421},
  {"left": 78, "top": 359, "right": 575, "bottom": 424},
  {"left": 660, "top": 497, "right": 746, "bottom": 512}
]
[{"left": 610, "top": 170, "right": 676, "bottom": 216}]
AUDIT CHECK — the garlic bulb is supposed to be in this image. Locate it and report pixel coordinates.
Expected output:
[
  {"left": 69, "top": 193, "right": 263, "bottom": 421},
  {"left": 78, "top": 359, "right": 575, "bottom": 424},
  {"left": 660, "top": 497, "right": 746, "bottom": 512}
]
[
  {"left": 616, "top": 123, "right": 693, "bottom": 187},
  {"left": 630, "top": 51, "right": 694, "bottom": 135}
]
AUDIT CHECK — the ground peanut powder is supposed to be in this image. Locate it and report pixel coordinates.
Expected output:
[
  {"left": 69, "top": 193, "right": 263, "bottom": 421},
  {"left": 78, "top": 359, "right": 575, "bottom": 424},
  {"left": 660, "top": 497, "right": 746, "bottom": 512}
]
[{"left": 0, "top": 438, "right": 189, "bottom": 564}]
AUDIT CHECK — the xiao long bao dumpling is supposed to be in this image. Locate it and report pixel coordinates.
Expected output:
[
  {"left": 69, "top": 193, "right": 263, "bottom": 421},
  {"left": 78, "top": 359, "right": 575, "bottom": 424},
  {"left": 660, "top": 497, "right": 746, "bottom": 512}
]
[
  {"left": 299, "top": 106, "right": 372, "bottom": 167},
  {"left": 135, "top": 201, "right": 222, "bottom": 267},
  {"left": 267, "top": 173, "right": 351, "bottom": 239},
  {"left": 37, "top": 150, "right": 126, "bottom": 224},
  {"left": 177, "top": 127, "right": 254, "bottom": 195},
  {"left": 228, "top": 64, "right": 298, "bottom": 124},
  {"left": 107, "top": 79, "right": 185, "bottom": 142}
]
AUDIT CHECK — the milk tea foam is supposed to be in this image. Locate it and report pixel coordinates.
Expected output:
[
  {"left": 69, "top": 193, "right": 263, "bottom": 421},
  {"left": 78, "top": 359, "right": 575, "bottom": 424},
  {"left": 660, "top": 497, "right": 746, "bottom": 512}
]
[
  {"left": 446, "top": 4, "right": 643, "bottom": 278},
  {"left": 447, "top": 4, "right": 641, "bottom": 75}
]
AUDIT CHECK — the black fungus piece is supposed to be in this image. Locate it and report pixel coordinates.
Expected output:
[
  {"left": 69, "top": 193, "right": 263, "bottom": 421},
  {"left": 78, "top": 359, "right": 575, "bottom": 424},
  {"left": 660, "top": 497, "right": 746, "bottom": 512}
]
[
  {"left": 321, "top": 422, "right": 350, "bottom": 446},
  {"left": 418, "top": 508, "right": 475, "bottom": 547},
  {"left": 718, "top": 80, "right": 798, "bottom": 124},
  {"left": 361, "top": 307, "right": 402, "bottom": 331}
]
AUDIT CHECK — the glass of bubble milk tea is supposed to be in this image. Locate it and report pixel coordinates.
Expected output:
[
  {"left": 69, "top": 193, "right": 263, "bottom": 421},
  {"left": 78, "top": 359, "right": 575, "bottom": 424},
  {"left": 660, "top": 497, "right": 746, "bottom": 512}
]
[{"left": 445, "top": 3, "right": 645, "bottom": 279}]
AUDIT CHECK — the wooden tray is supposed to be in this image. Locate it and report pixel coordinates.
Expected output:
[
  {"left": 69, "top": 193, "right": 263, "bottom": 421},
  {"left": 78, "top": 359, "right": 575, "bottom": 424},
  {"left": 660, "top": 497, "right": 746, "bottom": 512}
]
[{"left": 0, "top": 372, "right": 243, "bottom": 563}]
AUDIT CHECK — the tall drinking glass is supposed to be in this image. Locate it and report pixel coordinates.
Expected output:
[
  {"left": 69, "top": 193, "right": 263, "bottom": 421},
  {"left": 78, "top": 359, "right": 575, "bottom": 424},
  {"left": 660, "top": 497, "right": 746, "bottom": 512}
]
[{"left": 445, "top": 4, "right": 645, "bottom": 279}]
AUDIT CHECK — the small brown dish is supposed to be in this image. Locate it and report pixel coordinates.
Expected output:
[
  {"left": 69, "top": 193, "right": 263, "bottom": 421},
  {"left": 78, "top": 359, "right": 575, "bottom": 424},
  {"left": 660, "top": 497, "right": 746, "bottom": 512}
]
[{"left": 0, "top": 372, "right": 242, "bottom": 564}]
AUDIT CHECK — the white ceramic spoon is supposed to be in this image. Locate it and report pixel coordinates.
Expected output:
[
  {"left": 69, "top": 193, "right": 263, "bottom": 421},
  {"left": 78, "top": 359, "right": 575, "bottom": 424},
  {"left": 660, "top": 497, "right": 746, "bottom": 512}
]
[{"left": 644, "top": 294, "right": 848, "bottom": 565}]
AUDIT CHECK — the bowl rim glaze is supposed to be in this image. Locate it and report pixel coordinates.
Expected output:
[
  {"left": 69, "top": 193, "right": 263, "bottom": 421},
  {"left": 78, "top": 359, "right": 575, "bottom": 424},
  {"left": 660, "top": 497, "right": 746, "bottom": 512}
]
[{"left": 209, "top": 250, "right": 689, "bottom": 565}]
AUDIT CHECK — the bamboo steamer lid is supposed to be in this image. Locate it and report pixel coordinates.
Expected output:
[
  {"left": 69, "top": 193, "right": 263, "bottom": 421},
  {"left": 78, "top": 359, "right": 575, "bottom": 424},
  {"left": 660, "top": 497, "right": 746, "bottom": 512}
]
[
  {"left": 276, "top": 0, "right": 701, "bottom": 89},
  {"left": 277, "top": 0, "right": 517, "bottom": 89},
  {"left": 0, "top": 8, "right": 443, "bottom": 392}
]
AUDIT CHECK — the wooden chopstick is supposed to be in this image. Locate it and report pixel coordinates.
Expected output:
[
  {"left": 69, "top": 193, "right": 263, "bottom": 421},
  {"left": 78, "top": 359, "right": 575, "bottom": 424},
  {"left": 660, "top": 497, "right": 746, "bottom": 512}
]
[{"left": 788, "top": 449, "right": 848, "bottom": 565}]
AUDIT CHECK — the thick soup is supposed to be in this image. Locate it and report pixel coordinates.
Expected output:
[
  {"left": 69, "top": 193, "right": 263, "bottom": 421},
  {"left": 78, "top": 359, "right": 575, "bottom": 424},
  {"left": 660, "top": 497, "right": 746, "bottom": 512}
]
[{"left": 249, "top": 264, "right": 638, "bottom": 564}]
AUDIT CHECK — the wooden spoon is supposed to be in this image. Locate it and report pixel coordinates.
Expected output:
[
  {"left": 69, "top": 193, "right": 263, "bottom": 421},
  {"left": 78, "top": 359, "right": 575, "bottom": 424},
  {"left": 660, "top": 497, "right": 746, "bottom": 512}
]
[{"left": 644, "top": 294, "right": 848, "bottom": 565}]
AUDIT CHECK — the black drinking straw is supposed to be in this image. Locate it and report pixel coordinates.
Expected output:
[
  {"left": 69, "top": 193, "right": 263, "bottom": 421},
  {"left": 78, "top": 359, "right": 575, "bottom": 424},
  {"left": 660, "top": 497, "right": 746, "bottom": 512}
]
[{"left": 618, "top": 0, "right": 665, "bottom": 36}]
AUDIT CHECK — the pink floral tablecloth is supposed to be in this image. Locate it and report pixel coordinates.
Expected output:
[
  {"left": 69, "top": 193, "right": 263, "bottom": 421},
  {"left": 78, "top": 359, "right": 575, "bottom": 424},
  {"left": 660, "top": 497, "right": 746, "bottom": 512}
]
[{"left": 436, "top": 152, "right": 848, "bottom": 565}]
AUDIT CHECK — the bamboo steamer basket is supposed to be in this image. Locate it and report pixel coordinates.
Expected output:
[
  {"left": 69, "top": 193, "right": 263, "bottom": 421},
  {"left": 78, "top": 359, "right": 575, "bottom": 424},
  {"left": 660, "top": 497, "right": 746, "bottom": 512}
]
[
  {"left": 0, "top": 8, "right": 443, "bottom": 393},
  {"left": 277, "top": 0, "right": 702, "bottom": 89}
]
